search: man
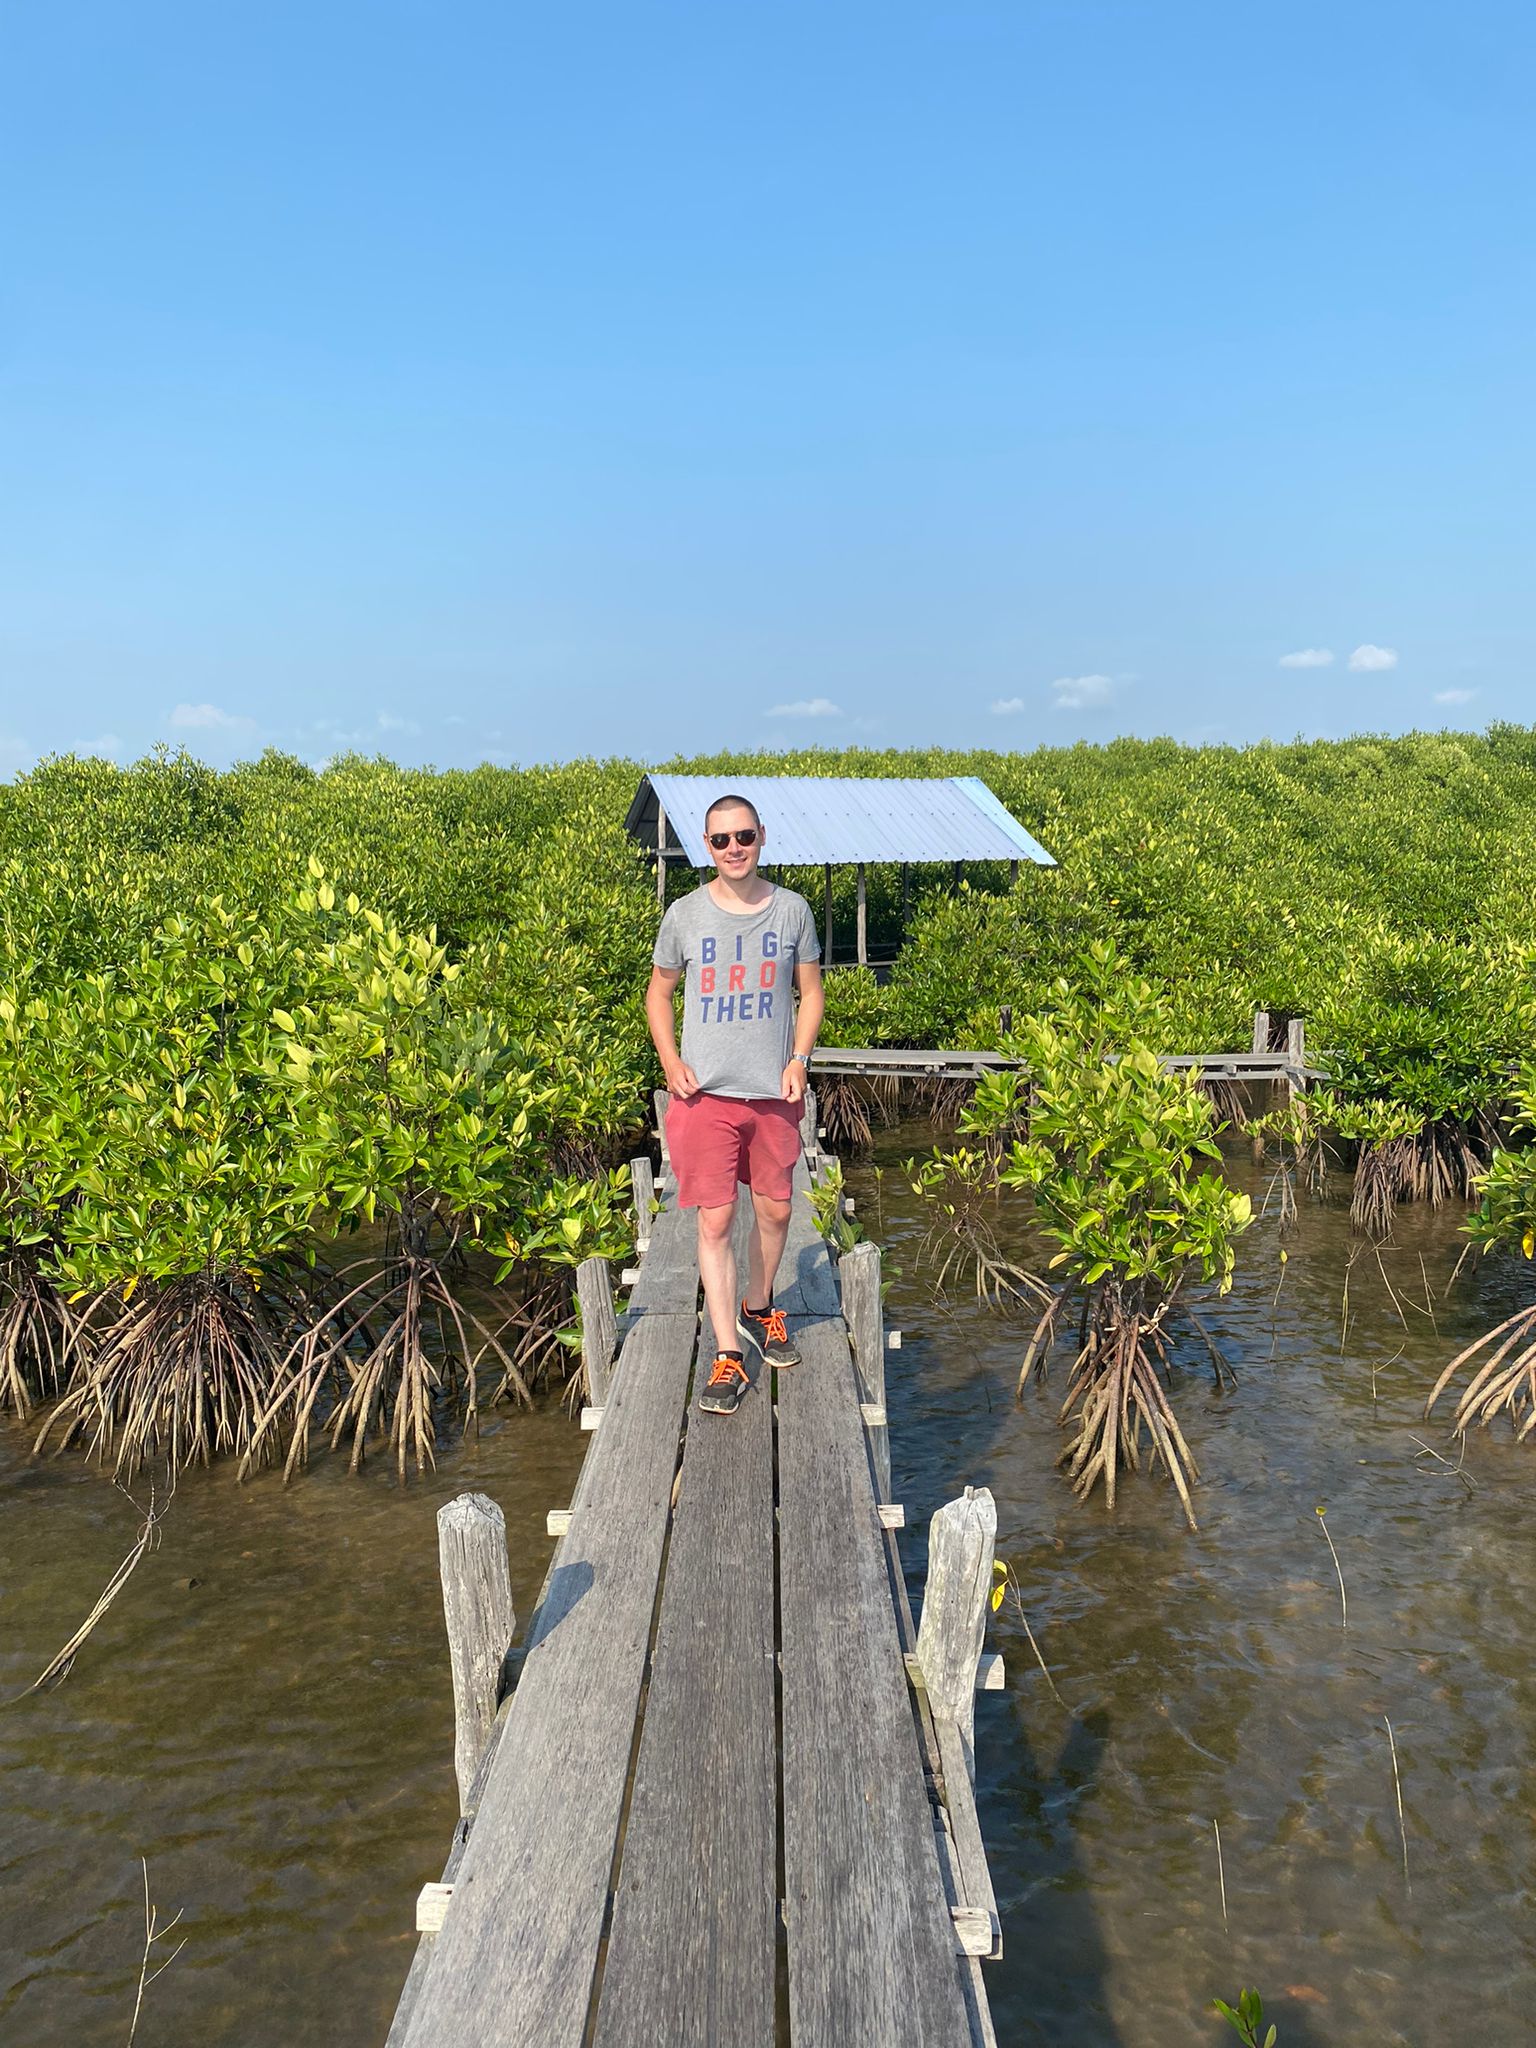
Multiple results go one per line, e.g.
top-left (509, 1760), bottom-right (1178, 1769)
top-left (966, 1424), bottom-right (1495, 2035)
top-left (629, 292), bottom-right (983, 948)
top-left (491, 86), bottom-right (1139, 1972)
top-left (646, 792), bottom-right (824, 1414)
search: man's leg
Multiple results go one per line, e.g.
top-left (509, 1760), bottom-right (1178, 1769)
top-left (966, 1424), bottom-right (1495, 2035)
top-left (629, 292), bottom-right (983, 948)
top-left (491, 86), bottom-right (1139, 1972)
top-left (696, 1196), bottom-right (741, 1356)
top-left (745, 1190), bottom-right (791, 1309)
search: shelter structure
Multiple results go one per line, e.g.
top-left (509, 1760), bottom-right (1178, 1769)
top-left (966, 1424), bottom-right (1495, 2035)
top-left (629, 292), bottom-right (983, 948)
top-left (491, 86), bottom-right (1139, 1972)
top-left (625, 774), bottom-right (1056, 966)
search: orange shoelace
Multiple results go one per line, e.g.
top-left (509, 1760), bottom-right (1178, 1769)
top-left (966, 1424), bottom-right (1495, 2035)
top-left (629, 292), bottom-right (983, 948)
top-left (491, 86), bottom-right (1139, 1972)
top-left (707, 1353), bottom-right (748, 1389)
top-left (760, 1307), bottom-right (789, 1346)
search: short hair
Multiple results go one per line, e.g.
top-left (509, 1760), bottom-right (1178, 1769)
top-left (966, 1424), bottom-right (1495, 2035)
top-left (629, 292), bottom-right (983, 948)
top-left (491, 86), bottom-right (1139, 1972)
top-left (704, 791), bottom-right (762, 831)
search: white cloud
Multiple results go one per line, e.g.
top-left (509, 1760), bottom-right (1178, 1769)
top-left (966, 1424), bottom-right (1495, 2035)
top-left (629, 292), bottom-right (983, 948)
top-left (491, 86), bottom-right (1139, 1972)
top-left (766, 697), bottom-right (842, 718)
top-left (1279, 647), bottom-right (1334, 669)
top-left (0, 733), bottom-right (29, 777)
top-left (990, 697), bottom-right (1027, 715)
top-left (1348, 644), bottom-right (1399, 672)
top-left (377, 710), bottom-right (421, 735)
top-left (168, 702), bottom-right (259, 735)
top-left (1434, 687), bottom-right (1477, 706)
top-left (1052, 673), bottom-right (1114, 710)
top-left (82, 733), bottom-right (122, 758)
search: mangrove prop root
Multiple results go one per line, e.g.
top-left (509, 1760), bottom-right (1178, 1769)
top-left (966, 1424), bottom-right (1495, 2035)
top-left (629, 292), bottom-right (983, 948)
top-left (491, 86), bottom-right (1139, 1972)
top-left (1426, 1300), bottom-right (1536, 1439)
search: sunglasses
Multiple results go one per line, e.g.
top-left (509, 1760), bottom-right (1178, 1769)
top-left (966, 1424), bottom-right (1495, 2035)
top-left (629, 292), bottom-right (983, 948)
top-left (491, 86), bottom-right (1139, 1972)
top-left (708, 828), bottom-right (760, 850)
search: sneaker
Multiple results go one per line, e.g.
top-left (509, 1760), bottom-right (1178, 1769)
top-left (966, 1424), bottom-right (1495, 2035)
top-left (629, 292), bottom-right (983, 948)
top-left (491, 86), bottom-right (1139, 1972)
top-left (737, 1300), bottom-right (801, 1369)
top-left (698, 1351), bottom-right (750, 1416)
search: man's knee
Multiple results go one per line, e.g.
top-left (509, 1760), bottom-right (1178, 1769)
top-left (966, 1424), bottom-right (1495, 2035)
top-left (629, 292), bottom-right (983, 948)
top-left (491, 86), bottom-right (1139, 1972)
top-left (753, 1193), bottom-right (792, 1227)
top-left (697, 1201), bottom-right (737, 1244)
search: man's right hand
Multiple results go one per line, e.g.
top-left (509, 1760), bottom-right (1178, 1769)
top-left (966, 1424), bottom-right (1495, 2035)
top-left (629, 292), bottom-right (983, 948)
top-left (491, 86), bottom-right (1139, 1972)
top-left (666, 1062), bottom-right (701, 1099)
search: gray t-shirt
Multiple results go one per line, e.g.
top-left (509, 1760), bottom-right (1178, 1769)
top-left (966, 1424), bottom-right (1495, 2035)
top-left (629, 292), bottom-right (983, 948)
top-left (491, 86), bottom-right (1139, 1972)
top-left (653, 884), bottom-right (821, 1100)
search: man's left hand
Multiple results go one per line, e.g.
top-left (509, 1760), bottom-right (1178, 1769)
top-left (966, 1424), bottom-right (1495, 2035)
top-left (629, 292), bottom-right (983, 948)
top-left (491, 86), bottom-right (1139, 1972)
top-left (781, 1060), bottom-right (806, 1104)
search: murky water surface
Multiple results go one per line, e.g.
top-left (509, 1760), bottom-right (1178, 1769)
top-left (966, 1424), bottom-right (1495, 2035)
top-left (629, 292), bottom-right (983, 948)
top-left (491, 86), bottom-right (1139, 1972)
top-left (4, 1132), bottom-right (1535, 2046)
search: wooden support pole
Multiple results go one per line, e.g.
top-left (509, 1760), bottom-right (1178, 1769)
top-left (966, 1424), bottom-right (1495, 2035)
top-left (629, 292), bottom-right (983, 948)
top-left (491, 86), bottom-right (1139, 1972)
top-left (823, 862), bottom-right (833, 965)
top-left (653, 1087), bottom-right (672, 1169)
top-left (1251, 1008), bottom-right (1270, 1055)
top-left (856, 861), bottom-right (868, 968)
top-left (436, 1493), bottom-right (517, 1812)
top-left (901, 861), bottom-right (911, 925)
top-left (629, 1153), bottom-right (655, 1252)
top-left (798, 1084), bottom-right (818, 1162)
top-left (575, 1256), bottom-right (618, 1406)
top-left (1286, 1015), bottom-right (1305, 1065)
top-left (655, 803), bottom-right (668, 906)
top-left (1009, 858), bottom-right (1019, 885)
top-left (916, 1485), bottom-right (997, 1779)
top-left (952, 859), bottom-right (963, 890)
top-left (840, 1239), bottom-right (890, 1500)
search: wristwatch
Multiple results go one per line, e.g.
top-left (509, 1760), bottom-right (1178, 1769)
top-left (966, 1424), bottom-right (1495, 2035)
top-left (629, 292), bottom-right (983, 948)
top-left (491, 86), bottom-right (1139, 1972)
top-left (790, 1051), bottom-right (810, 1066)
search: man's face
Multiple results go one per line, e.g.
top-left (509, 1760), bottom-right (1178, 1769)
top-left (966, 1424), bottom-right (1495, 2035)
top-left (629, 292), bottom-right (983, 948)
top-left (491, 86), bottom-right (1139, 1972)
top-left (705, 803), bottom-right (764, 883)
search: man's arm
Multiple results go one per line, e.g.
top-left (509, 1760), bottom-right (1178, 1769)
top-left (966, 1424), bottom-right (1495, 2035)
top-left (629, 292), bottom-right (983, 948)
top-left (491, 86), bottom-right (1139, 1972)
top-left (781, 959), bottom-right (824, 1103)
top-left (646, 965), bottom-right (700, 1098)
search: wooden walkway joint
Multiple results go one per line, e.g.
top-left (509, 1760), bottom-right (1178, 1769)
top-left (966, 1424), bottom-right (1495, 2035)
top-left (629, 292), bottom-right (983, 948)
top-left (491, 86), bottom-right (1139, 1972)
top-left (386, 1091), bottom-right (1003, 2048)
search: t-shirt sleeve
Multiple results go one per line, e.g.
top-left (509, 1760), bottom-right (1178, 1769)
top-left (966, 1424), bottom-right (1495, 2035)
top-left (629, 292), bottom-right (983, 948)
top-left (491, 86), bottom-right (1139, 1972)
top-left (797, 895), bottom-right (822, 963)
top-left (652, 903), bottom-right (686, 971)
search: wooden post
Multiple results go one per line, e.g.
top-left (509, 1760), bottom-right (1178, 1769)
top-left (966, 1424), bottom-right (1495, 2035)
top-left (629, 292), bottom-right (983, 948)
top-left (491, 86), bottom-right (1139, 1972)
top-left (653, 1087), bottom-right (672, 1170)
top-left (575, 1257), bottom-right (618, 1405)
top-left (952, 859), bottom-right (963, 890)
top-left (629, 1153), bottom-right (655, 1252)
top-left (916, 1485), bottom-right (997, 1779)
top-left (1251, 1008), bottom-right (1270, 1055)
top-left (799, 1084), bottom-right (818, 1163)
top-left (655, 803), bottom-right (668, 906)
top-left (823, 862), bottom-right (833, 965)
top-left (1284, 1015), bottom-right (1305, 1102)
top-left (437, 1493), bottom-right (517, 1812)
top-left (840, 1240), bottom-right (890, 1501)
top-left (1009, 858), bottom-right (1019, 886)
top-left (856, 862), bottom-right (868, 968)
top-left (901, 862), bottom-right (911, 925)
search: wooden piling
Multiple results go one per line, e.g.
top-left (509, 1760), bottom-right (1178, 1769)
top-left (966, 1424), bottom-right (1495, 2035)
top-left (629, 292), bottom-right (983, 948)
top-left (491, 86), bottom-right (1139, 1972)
top-left (856, 861), bottom-right (868, 968)
top-left (436, 1493), bottom-right (517, 1812)
top-left (823, 862), bottom-right (833, 965)
top-left (1251, 1008), bottom-right (1270, 1054)
top-left (629, 1154), bottom-right (656, 1252)
top-left (839, 1240), bottom-right (890, 1501)
top-left (655, 803), bottom-right (669, 905)
top-left (575, 1257), bottom-right (618, 1406)
top-left (916, 1486), bottom-right (996, 1777)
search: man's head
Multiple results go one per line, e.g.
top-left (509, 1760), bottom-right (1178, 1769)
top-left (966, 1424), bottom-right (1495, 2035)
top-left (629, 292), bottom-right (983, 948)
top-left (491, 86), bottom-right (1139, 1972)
top-left (703, 792), bottom-right (765, 881)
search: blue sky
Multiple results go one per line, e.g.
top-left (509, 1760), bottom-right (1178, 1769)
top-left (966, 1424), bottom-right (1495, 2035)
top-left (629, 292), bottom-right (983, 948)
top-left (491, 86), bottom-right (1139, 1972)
top-left (2, 0), bottom-right (1531, 773)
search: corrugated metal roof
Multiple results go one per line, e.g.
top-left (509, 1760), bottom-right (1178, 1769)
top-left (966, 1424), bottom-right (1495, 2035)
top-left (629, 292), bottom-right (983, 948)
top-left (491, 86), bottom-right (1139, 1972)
top-left (625, 774), bottom-right (1057, 869)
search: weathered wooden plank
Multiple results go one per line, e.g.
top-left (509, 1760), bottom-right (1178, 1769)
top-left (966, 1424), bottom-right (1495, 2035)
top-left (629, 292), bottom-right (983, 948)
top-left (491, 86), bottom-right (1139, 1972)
top-left (400, 1308), bottom-right (696, 2048)
top-left (576, 1257), bottom-right (618, 1406)
top-left (630, 1153), bottom-right (656, 1250)
top-left (385, 1690), bottom-right (514, 2047)
top-left (916, 1488), bottom-right (996, 1774)
top-left (881, 1533), bottom-right (1000, 2048)
top-left (625, 1188), bottom-right (700, 1316)
top-left (773, 1154), bottom-right (841, 1318)
top-left (778, 1317), bottom-right (974, 2046)
top-left (436, 1494), bottom-right (517, 1813)
top-left (593, 1314), bottom-right (776, 2046)
top-left (840, 1239), bottom-right (891, 1500)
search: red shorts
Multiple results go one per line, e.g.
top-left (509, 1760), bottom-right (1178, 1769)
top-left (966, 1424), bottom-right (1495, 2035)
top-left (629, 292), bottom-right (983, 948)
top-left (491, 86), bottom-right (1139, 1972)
top-left (666, 1092), bottom-right (803, 1210)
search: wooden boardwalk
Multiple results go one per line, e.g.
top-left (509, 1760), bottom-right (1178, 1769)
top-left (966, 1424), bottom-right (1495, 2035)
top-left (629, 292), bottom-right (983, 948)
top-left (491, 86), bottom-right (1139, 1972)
top-left (387, 1101), bottom-right (1001, 2048)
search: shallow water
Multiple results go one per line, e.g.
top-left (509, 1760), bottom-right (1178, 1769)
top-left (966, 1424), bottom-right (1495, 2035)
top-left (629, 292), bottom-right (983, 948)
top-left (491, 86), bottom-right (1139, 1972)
top-left (2, 1137), bottom-right (1535, 2045)
top-left (863, 1130), bottom-right (1536, 2046)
